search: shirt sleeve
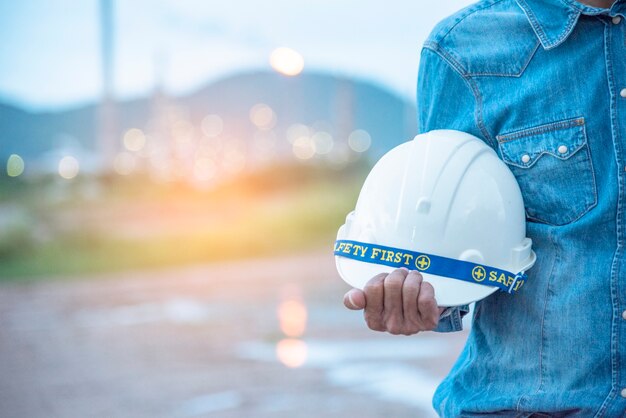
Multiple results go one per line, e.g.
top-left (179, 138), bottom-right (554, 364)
top-left (417, 45), bottom-right (481, 333)
top-left (417, 44), bottom-right (483, 138)
top-left (435, 304), bottom-right (470, 333)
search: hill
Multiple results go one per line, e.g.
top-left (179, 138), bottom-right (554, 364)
top-left (0, 71), bottom-right (417, 171)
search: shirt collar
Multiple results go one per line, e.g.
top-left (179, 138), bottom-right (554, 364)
top-left (516, 0), bottom-right (626, 50)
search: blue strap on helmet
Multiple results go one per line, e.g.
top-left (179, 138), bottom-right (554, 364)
top-left (334, 239), bottom-right (527, 294)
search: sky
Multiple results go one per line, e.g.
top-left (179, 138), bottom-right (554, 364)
top-left (0, 0), bottom-right (474, 111)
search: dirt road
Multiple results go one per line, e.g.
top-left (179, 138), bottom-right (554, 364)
top-left (0, 251), bottom-right (469, 418)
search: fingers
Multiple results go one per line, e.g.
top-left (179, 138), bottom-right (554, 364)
top-left (383, 268), bottom-right (407, 334)
top-left (417, 281), bottom-right (440, 330)
top-left (363, 273), bottom-right (386, 332)
top-left (344, 269), bottom-right (441, 335)
top-left (343, 288), bottom-right (366, 310)
top-left (402, 270), bottom-right (423, 329)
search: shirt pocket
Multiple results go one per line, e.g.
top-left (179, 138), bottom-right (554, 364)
top-left (496, 117), bottom-right (597, 226)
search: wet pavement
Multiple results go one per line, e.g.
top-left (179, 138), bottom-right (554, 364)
top-left (0, 251), bottom-right (469, 417)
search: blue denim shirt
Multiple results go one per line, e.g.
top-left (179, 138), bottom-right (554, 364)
top-left (417, 0), bottom-right (626, 416)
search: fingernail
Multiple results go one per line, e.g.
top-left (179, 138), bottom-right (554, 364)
top-left (347, 292), bottom-right (356, 308)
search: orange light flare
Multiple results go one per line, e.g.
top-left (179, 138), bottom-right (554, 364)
top-left (276, 338), bottom-right (308, 368)
top-left (275, 287), bottom-right (309, 367)
top-left (277, 298), bottom-right (308, 338)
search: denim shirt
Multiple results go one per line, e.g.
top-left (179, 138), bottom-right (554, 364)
top-left (417, 0), bottom-right (626, 416)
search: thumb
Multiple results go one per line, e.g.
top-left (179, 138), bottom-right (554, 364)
top-left (343, 288), bottom-right (366, 310)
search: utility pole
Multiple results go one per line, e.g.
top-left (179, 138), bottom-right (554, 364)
top-left (98, 0), bottom-right (116, 172)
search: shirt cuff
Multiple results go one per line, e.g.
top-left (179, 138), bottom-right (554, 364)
top-left (433, 305), bottom-right (470, 333)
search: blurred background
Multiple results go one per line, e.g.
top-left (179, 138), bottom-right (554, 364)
top-left (0, 0), bottom-right (473, 416)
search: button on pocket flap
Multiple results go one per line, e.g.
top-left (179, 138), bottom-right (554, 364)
top-left (497, 117), bottom-right (586, 168)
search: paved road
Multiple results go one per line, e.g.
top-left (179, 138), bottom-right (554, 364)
top-left (0, 251), bottom-right (469, 418)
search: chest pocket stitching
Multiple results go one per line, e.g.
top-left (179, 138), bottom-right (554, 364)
top-left (497, 117), bottom-right (586, 168)
top-left (497, 117), bottom-right (584, 142)
top-left (495, 117), bottom-right (597, 226)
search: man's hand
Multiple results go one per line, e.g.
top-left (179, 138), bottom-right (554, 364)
top-left (343, 268), bottom-right (445, 335)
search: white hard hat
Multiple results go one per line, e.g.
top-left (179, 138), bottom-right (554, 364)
top-left (335, 130), bottom-right (536, 307)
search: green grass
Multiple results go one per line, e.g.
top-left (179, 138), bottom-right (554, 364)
top-left (0, 164), bottom-right (366, 280)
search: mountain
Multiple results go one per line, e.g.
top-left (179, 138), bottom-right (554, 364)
top-left (0, 71), bottom-right (417, 172)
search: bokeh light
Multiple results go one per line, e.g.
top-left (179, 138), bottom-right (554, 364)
top-left (278, 299), bottom-right (307, 337)
top-left (58, 156), bottom-right (80, 179)
top-left (270, 47), bottom-right (304, 76)
top-left (252, 131), bottom-right (278, 163)
top-left (6, 154), bottom-right (25, 177)
top-left (292, 136), bottom-right (316, 160)
top-left (286, 123), bottom-right (311, 144)
top-left (312, 131), bottom-right (334, 155)
top-left (275, 338), bottom-right (308, 368)
top-left (250, 104), bottom-right (276, 130)
top-left (193, 157), bottom-right (216, 182)
top-left (113, 152), bottom-right (136, 175)
top-left (201, 114), bottom-right (223, 138)
top-left (223, 145), bottom-right (247, 174)
top-left (348, 129), bottom-right (372, 152)
top-left (172, 120), bottom-right (194, 145)
top-left (326, 144), bottom-right (353, 169)
top-left (123, 128), bottom-right (146, 152)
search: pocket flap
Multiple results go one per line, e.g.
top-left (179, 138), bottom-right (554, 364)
top-left (497, 117), bottom-right (587, 168)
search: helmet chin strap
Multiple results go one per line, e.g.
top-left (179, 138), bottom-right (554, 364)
top-left (334, 239), bottom-right (528, 294)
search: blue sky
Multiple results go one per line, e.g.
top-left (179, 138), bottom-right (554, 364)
top-left (0, 0), bottom-right (473, 111)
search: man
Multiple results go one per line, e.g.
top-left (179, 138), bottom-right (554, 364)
top-left (343, 0), bottom-right (626, 416)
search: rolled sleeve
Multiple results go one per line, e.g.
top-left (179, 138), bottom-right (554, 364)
top-left (434, 305), bottom-right (470, 333)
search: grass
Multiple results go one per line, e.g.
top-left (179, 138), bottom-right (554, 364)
top-left (0, 164), bottom-right (366, 280)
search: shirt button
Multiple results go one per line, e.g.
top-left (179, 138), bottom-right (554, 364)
top-left (557, 145), bottom-right (568, 154)
top-left (621, 88), bottom-right (626, 98)
top-left (612, 16), bottom-right (622, 25)
top-left (622, 310), bottom-right (626, 320)
top-left (521, 154), bottom-right (531, 164)
top-left (621, 388), bottom-right (626, 398)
